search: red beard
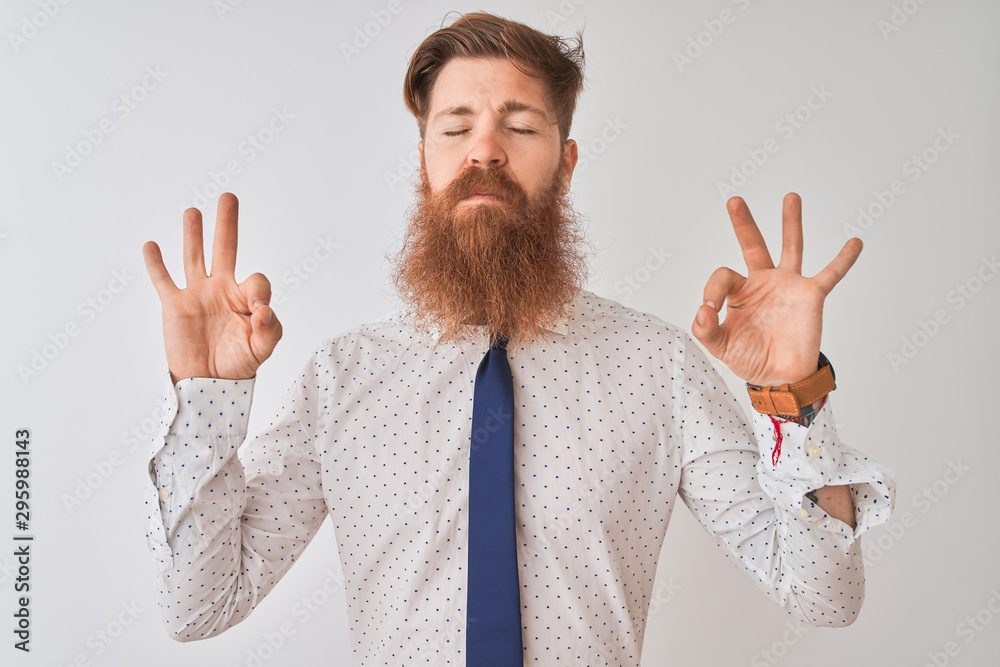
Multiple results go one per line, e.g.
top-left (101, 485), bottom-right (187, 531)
top-left (390, 162), bottom-right (591, 348)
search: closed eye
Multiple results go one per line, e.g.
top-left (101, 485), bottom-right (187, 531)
top-left (441, 127), bottom-right (537, 137)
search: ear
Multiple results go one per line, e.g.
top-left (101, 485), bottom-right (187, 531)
top-left (561, 139), bottom-right (578, 192)
top-left (418, 140), bottom-right (424, 164)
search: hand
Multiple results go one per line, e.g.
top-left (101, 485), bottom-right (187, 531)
top-left (142, 192), bottom-right (282, 382)
top-left (691, 193), bottom-right (861, 387)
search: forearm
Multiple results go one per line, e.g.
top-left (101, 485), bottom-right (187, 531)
top-left (752, 398), bottom-right (892, 543)
top-left (145, 368), bottom-right (329, 641)
top-left (685, 459), bottom-right (868, 626)
top-left (676, 333), bottom-right (896, 629)
top-left (147, 376), bottom-right (257, 640)
top-left (778, 398), bottom-right (857, 529)
top-left (807, 485), bottom-right (856, 530)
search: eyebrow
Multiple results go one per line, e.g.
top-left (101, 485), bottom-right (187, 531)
top-left (431, 99), bottom-right (551, 124)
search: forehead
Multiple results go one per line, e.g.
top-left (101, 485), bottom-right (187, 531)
top-left (427, 57), bottom-right (554, 117)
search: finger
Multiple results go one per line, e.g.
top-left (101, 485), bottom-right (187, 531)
top-left (813, 237), bottom-right (863, 294)
top-left (692, 303), bottom-right (725, 358)
top-left (182, 207), bottom-right (207, 283)
top-left (210, 192), bottom-right (239, 278)
top-left (778, 192), bottom-right (803, 272)
top-left (727, 196), bottom-right (775, 272)
top-left (240, 272), bottom-right (272, 310)
top-left (692, 267), bottom-right (745, 359)
top-left (702, 266), bottom-right (746, 311)
top-left (142, 241), bottom-right (178, 299)
top-left (249, 304), bottom-right (282, 365)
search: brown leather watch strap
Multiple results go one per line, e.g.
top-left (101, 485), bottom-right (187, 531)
top-left (746, 356), bottom-right (836, 416)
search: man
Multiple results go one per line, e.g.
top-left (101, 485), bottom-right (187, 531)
top-left (142, 12), bottom-right (894, 666)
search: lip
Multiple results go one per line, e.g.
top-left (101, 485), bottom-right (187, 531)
top-left (462, 192), bottom-right (503, 201)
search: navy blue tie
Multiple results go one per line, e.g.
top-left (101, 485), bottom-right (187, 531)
top-left (466, 335), bottom-right (522, 665)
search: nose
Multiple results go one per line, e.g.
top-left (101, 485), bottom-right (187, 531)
top-left (466, 127), bottom-right (506, 169)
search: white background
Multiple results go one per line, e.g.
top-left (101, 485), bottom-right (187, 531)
top-left (1, 1), bottom-right (997, 665)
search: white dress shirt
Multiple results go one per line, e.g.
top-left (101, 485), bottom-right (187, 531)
top-left (145, 289), bottom-right (894, 666)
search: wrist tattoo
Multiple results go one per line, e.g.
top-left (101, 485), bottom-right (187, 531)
top-left (777, 396), bottom-right (827, 428)
top-left (775, 411), bottom-right (818, 427)
top-left (794, 411), bottom-right (819, 428)
top-left (805, 490), bottom-right (819, 505)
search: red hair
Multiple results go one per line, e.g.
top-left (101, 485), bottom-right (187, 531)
top-left (403, 12), bottom-right (585, 142)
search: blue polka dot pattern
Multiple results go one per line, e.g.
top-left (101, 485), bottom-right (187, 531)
top-left (145, 289), bottom-right (895, 665)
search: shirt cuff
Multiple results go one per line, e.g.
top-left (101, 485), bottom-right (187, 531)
top-left (167, 374), bottom-right (256, 434)
top-left (144, 369), bottom-right (256, 572)
top-left (751, 399), bottom-right (896, 541)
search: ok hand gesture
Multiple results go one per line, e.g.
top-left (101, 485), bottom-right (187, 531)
top-left (691, 193), bottom-right (861, 387)
top-left (142, 193), bottom-right (282, 382)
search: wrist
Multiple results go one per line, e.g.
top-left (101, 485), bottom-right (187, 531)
top-left (776, 396), bottom-right (827, 427)
top-left (747, 353), bottom-right (835, 417)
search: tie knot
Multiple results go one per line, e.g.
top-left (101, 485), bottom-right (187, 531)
top-left (490, 334), bottom-right (508, 350)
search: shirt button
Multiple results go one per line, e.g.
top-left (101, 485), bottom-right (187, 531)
top-left (159, 488), bottom-right (170, 501)
top-left (797, 508), bottom-right (810, 518)
top-left (808, 445), bottom-right (822, 458)
top-left (169, 394), bottom-right (178, 410)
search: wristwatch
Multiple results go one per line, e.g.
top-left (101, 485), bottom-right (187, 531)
top-left (746, 352), bottom-right (836, 416)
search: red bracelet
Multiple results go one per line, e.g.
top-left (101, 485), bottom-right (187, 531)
top-left (767, 397), bottom-right (828, 466)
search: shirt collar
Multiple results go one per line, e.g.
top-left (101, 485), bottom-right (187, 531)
top-left (388, 297), bottom-right (574, 342)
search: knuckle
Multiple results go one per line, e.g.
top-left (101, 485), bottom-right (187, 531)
top-left (710, 266), bottom-right (731, 281)
top-left (246, 272), bottom-right (271, 291)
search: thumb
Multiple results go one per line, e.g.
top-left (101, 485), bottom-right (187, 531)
top-left (691, 302), bottom-right (724, 358)
top-left (249, 304), bottom-right (282, 363)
